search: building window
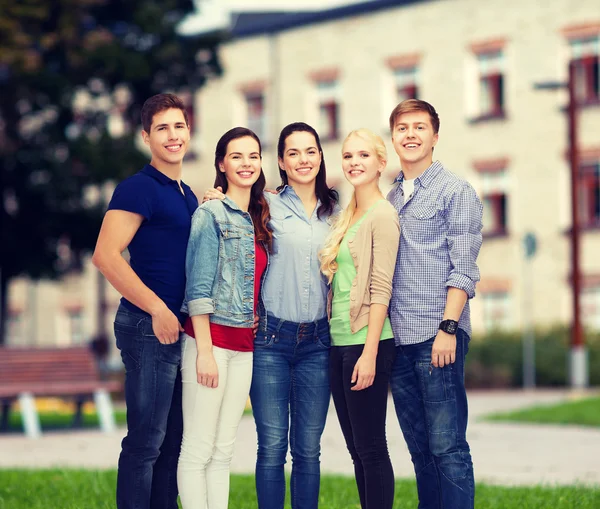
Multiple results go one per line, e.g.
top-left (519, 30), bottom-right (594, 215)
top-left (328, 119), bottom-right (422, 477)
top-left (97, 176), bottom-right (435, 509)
top-left (393, 66), bottom-right (419, 103)
top-left (579, 161), bottom-right (600, 228)
top-left (582, 286), bottom-right (600, 331)
top-left (67, 308), bottom-right (85, 344)
top-left (475, 161), bottom-right (509, 237)
top-left (569, 36), bottom-right (600, 105)
top-left (482, 292), bottom-right (512, 331)
top-left (245, 91), bottom-right (266, 142)
top-left (316, 80), bottom-right (339, 142)
top-left (476, 50), bottom-right (505, 119)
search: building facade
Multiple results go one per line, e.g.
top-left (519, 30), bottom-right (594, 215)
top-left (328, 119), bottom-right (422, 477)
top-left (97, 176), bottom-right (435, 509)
top-left (6, 0), bottom-right (600, 353)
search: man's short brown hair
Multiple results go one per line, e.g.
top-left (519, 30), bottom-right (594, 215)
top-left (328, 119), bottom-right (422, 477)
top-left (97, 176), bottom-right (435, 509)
top-left (141, 93), bottom-right (189, 133)
top-left (389, 99), bottom-right (440, 134)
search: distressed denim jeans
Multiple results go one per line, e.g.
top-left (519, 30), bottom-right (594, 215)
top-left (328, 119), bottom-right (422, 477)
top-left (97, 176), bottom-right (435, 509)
top-left (390, 329), bottom-right (474, 509)
top-left (114, 305), bottom-right (183, 509)
top-left (250, 315), bottom-right (331, 509)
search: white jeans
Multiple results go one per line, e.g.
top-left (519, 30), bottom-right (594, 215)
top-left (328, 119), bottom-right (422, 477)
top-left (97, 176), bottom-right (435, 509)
top-left (177, 333), bottom-right (253, 509)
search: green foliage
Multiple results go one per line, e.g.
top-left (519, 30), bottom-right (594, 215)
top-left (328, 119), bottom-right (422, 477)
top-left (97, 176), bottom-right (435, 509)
top-left (0, 470), bottom-right (598, 509)
top-left (486, 397), bottom-right (600, 427)
top-left (466, 327), bottom-right (600, 388)
top-left (0, 0), bottom-right (222, 342)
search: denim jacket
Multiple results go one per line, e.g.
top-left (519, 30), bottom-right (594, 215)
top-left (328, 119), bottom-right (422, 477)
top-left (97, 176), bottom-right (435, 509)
top-left (182, 197), bottom-right (268, 327)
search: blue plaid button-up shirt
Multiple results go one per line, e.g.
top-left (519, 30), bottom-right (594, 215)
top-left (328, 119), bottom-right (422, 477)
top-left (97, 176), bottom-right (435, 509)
top-left (387, 161), bottom-right (483, 345)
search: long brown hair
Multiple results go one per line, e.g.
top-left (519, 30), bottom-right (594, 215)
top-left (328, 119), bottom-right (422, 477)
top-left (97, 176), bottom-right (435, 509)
top-left (214, 127), bottom-right (273, 252)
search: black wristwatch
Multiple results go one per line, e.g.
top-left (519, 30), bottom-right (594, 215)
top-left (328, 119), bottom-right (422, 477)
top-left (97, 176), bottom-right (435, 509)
top-left (439, 319), bottom-right (458, 335)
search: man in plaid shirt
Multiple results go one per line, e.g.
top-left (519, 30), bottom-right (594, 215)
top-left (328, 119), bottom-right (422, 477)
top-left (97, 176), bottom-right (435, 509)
top-left (387, 99), bottom-right (483, 509)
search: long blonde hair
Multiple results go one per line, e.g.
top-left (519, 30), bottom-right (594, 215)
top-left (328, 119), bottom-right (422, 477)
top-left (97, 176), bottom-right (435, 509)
top-left (319, 128), bottom-right (387, 284)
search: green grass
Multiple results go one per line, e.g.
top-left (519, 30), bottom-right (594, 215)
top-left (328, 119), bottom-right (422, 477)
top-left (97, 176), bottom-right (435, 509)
top-left (486, 397), bottom-right (600, 427)
top-left (6, 409), bottom-right (127, 431)
top-left (0, 470), bottom-right (598, 509)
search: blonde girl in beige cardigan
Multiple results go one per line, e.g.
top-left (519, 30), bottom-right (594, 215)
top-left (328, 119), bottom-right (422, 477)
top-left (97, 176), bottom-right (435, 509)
top-left (320, 129), bottom-right (399, 509)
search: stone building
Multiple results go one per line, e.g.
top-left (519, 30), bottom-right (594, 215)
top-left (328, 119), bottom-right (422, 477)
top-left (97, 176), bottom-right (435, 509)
top-left (6, 0), bottom-right (600, 354)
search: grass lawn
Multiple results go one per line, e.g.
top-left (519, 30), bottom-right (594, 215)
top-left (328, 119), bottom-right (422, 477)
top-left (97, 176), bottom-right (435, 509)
top-left (0, 470), bottom-right (598, 509)
top-left (5, 409), bottom-right (127, 432)
top-left (486, 396), bottom-right (600, 427)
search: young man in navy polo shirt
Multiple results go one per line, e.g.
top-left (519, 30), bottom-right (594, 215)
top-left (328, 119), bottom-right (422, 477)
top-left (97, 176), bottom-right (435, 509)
top-left (93, 93), bottom-right (198, 509)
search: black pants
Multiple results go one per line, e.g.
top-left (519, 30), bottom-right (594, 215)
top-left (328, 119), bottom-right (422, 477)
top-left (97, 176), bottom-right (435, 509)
top-left (330, 339), bottom-right (396, 509)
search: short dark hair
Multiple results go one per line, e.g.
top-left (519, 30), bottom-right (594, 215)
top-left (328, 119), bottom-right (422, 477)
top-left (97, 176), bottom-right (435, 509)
top-left (276, 122), bottom-right (339, 219)
top-left (388, 99), bottom-right (440, 134)
top-left (141, 93), bottom-right (189, 132)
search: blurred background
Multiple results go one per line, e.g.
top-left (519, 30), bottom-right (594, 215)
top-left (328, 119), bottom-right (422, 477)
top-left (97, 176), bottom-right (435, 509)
top-left (1, 0), bottom-right (599, 390)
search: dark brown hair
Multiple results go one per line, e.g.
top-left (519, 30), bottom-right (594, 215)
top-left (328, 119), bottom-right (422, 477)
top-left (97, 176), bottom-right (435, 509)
top-left (388, 98), bottom-right (440, 134)
top-left (214, 127), bottom-right (273, 252)
top-left (276, 122), bottom-right (338, 219)
top-left (141, 93), bottom-right (189, 132)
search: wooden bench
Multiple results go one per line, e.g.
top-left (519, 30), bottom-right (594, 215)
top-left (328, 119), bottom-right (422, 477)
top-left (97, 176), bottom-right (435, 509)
top-left (0, 346), bottom-right (122, 438)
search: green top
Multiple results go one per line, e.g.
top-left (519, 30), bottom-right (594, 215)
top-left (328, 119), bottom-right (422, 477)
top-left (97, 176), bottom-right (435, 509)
top-left (329, 203), bottom-right (394, 347)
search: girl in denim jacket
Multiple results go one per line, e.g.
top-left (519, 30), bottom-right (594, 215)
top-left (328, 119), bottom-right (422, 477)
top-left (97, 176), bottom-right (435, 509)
top-left (178, 127), bottom-right (272, 509)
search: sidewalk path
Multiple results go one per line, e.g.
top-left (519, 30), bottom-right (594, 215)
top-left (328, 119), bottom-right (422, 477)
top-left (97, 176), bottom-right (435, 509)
top-left (1, 390), bottom-right (599, 486)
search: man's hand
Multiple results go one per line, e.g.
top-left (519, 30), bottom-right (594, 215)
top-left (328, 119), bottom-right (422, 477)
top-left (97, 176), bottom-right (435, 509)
top-left (264, 188), bottom-right (278, 195)
top-left (196, 348), bottom-right (219, 388)
top-left (202, 186), bottom-right (225, 203)
top-left (351, 353), bottom-right (376, 391)
top-left (150, 304), bottom-right (183, 344)
top-left (252, 314), bottom-right (259, 337)
top-left (431, 331), bottom-right (456, 368)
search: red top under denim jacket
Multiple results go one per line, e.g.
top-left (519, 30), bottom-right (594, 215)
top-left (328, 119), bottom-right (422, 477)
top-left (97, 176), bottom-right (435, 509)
top-left (184, 241), bottom-right (267, 352)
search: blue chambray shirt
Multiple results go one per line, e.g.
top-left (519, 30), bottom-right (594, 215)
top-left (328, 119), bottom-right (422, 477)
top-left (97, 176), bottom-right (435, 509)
top-left (387, 161), bottom-right (483, 345)
top-left (261, 186), bottom-right (338, 323)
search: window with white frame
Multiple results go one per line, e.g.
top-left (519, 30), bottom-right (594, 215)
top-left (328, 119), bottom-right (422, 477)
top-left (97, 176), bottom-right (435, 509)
top-left (480, 168), bottom-right (508, 236)
top-left (579, 160), bottom-right (600, 228)
top-left (316, 80), bottom-right (340, 142)
top-left (393, 66), bottom-right (419, 103)
top-left (475, 50), bottom-right (505, 119)
top-left (569, 36), bottom-right (600, 104)
top-left (582, 286), bottom-right (600, 331)
top-left (245, 91), bottom-right (266, 142)
top-left (482, 292), bottom-right (512, 331)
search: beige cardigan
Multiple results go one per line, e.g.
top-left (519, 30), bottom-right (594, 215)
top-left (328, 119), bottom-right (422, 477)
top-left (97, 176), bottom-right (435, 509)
top-left (328, 200), bottom-right (400, 334)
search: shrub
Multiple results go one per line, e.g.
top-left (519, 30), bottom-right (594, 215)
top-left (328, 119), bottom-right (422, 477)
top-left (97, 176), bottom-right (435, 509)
top-left (465, 326), bottom-right (600, 388)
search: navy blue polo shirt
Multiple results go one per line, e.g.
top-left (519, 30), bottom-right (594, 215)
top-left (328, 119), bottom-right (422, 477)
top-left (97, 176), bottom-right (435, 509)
top-left (107, 164), bottom-right (198, 321)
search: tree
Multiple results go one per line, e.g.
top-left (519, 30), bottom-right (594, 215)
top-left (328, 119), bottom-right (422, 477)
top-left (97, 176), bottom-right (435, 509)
top-left (0, 0), bottom-right (223, 344)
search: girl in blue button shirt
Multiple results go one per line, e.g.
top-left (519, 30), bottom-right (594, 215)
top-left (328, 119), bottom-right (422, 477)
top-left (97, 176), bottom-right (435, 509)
top-left (252, 123), bottom-right (339, 509)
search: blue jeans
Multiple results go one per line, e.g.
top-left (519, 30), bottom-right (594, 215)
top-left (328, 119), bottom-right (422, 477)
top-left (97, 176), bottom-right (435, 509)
top-left (250, 314), bottom-right (331, 509)
top-left (114, 305), bottom-right (183, 509)
top-left (390, 329), bottom-right (474, 509)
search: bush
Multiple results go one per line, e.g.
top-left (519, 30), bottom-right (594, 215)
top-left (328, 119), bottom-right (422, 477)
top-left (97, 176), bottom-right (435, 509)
top-left (465, 326), bottom-right (600, 388)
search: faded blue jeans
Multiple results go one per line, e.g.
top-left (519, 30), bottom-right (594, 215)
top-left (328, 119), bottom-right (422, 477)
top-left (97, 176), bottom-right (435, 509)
top-left (250, 314), bottom-right (331, 509)
top-left (114, 305), bottom-right (183, 509)
top-left (390, 329), bottom-right (474, 509)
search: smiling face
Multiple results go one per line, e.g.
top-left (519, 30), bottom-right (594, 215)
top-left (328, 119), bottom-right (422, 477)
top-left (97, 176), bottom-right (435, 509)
top-left (142, 108), bottom-right (190, 170)
top-left (219, 136), bottom-right (262, 190)
top-left (391, 110), bottom-right (439, 174)
top-left (341, 134), bottom-right (386, 189)
top-left (278, 131), bottom-right (322, 188)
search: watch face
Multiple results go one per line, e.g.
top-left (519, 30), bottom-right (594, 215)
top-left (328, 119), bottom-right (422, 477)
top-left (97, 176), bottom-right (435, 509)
top-left (447, 321), bottom-right (457, 333)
